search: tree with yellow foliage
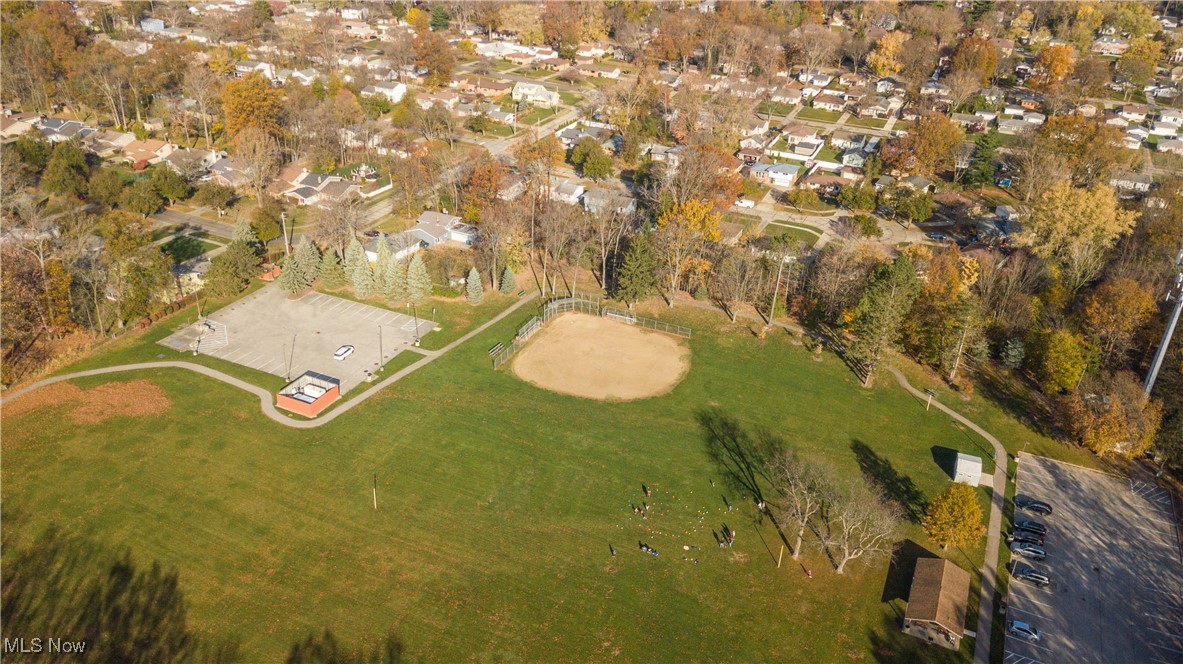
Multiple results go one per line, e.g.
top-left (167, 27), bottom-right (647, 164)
top-left (867, 32), bottom-right (906, 76)
top-left (1029, 44), bottom-right (1075, 91)
top-left (922, 483), bottom-right (986, 550)
top-left (222, 72), bottom-right (284, 139)
top-left (654, 200), bottom-right (721, 306)
top-left (1117, 37), bottom-right (1163, 96)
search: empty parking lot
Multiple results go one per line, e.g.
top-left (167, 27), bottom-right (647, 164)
top-left (1004, 454), bottom-right (1183, 664)
top-left (160, 286), bottom-right (435, 393)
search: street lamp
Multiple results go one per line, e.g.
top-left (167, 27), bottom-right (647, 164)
top-left (411, 303), bottom-right (421, 346)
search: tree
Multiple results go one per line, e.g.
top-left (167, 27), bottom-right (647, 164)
top-left (850, 214), bottom-right (883, 239)
top-left (13, 133), bottom-right (52, 172)
top-left (1036, 116), bottom-right (1136, 188)
top-left (613, 232), bottom-right (660, 308)
top-left (708, 245), bottom-right (760, 323)
top-left (770, 453), bottom-right (834, 560)
top-left (314, 197), bottom-right (366, 259)
top-left (1017, 181), bottom-right (1137, 294)
top-left (319, 249), bottom-right (348, 290)
top-left (1153, 410), bottom-right (1183, 475)
top-left (466, 266), bottom-right (483, 304)
top-left (42, 140), bottom-right (89, 198)
top-left (351, 255), bottom-right (377, 298)
top-left (279, 238), bottom-right (319, 293)
top-left (818, 483), bottom-right (902, 574)
top-left (1029, 44), bottom-right (1075, 91)
top-left (205, 240), bottom-right (262, 296)
top-left (182, 65), bottom-right (220, 149)
top-left (98, 211), bottom-right (172, 328)
top-left (1078, 278), bottom-right (1155, 366)
top-left (951, 34), bottom-right (999, 85)
top-left (654, 200), bottom-right (721, 306)
top-left (885, 113), bottom-right (964, 177)
top-left (429, 4), bottom-right (450, 31)
top-left (344, 236), bottom-right (368, 280)
top-left (119, 180), bottom-right (163, 217)
top-left (251, 201), bottom-right (281, 244)
top-left (88, 168), bottom-right (126, 207)
top-left (1116, 37), bottom-right (1162, 96)
top-left (383, 256), bottom-right (408, 301)
top-left (499, 266), bottom-right (516, 294)
top-left (1060, 372), bottom-right (1163, 458)
top-left (193, 184), bottom-right (235, 214)
top-left (867, 32), bottom-right (906, 76)
top-left (414, 29), bottom-right (455, 88)
top-left (894, 189), bottom-right (934, 226)
top-left (1026, 327), bottom-right (1088, 394)
top-left (569, 137), bottom-right (613, 180)
top-left (234, 126), bottom-right (280, 203)
top-left (849, 256), bottom-right (921, 386)
top-left (406, 252), bottom-right (432, 301)
top-left (150, 166), bottom-right (191, 205)
top-left (837, 183), bottom-right (877, 211)
top-left (222, 72), bottom-right (284, 139)
top-left (922, 483), bottom-right (986, 550)
top-left (964, 129), bottom-right (1001, 187)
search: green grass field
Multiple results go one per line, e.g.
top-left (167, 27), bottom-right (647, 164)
top-left (763, 222), bottom-right (822, 248)
top-left (797, 107), bottom-right (843, 122)
top-left (757, 101), bottom-right (798, 117)
top-left (846, 116), bottom-right (889, 129)
top-left (161, 235), bottom-right (220, 263)
top-left (5, 293), bottom-right (1103, 661)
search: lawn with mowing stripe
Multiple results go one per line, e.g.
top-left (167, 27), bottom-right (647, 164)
top-left (6, 302), bottom-right (1083, 662)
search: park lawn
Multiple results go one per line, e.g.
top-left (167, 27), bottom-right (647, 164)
top-left (757, 101), bottom-right (798, 117)
top-left (763, 222), bottom-right (821, 248)
top-left (162, 235), bottom-right (220, 263)
top-left (4, 295), bottom-right (1008, 662)
top-left (558, 91), bottom-right (583, 106)
top-left (846, 116), bottom-right (888, 129)
top-left (797, 107), bottom-right (843, 122)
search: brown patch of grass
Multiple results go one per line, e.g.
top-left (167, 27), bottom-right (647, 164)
top-left (4, 379), bottom-right (172, 425)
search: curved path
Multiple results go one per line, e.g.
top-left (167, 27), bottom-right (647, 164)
top-left (885, 366), bottom-right (1007, 664)
top-left (3, 293), bottom-right (539, 429)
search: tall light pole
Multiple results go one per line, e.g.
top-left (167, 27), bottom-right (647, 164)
top-left (1144, 249), bottom-right (1183, 397)
top-left (411, 303), bottom-right (420, 346)
top-left (377, 324), bottom-right (383, 371)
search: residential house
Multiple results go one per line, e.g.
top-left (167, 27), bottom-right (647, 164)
top-left (1173, 45), bottom-right (1183, 64)
top-left (454, 76), bottom-right (513, 97)
top-left (364, 230), bottom-right (423, 263)
top-left (549, 179), bottom-right (585, 205)
top-left (991, 38), bottom-right (1015, 57)
top-left (797, 69), bottom-right (833, 87)
top-left (900, 175), bottom-right (934, 192)
top-left (974, 109), bottom-right (999, 123)
top-left (1158, 139), bottom-right (1183, 155)
top-left (1109, 172), bottom-right (1153, 195)
top-left (1092, 36), bottom-right (1130, 55)
top-left (980, 87), bottom-right (1005, 105)
top-left (1022, 112), bottom-right (1046, 125)
top-left (858, 96), bottom-right (894, 118)
top-left (901, 558), bottom-right (970, 652)
top-left (876, 77), bottom-right (905, 95)
top-left (770, 86), bottom-right (803, 106)
top-left (36, 118), bottom-right (94, 143)
top-left (800, 173), bottom-right (847, 196)
top-left (1161, 108), bottom-right (1183, 125)
top-left (172, 257), bottom-right (211, 296)
top-left (361, 81), bottom-right (407, 104)
top-left (743, 116), bottom-right (770, 137)
top-left (414, 90), bottom-right (460, 110)
top-left (813, 94), bottom-right (846, 113)
top-left (341, 6), bottom-right (369, 20)
top-left (648, 144), bottom-right (683, 169)
top-left (139, 17), bottom-right (166, 32)
top-left (581, 187), bottom-right (637, 215)
top-left (578, 63), bottom-right (621, 79)
top-left (998, 118), bottom-right (1034, 135)
top-left (736, 147), bottom-right (763, 165)
top-left (163, 148), bottom-right (218, 177)
top-left (830, 131), bottom-right (866, 152)
top-left (511, 82), bottom-right (560, 108)
top-left (1151, 121), bottom-right (1179, 137)
top-left (408, 210), bottom-right (478, 246)
top-left (1106, 116), bottom-right (1130, 129)
top-left (919, 81), bottom-right (951, 98)
top-left (1075, 103), bottom-right (1099, 117)
top-left (84, 130), bottom-right (137, 157)
top-left (748, 163), bottom-right (800, 188)
top-left (235, 60), bottom-right (277, 80)
top-left (840, 150), bottom-right (868, 168)
top-left (950, 113), bottom-right (986, 132)
top-left (497, 172), bottom-right (527, 200)
top-left (873, 175), bottom-right (896, 191)
top-left (1120, 104), bottom-right (1149, 123)
top-left (781, 124), bottom-right (821, 145)
top-left (209, 157), bottom-right (247, 188)
top-left (839, 72), bottom-right (867, 87)
top-left (0, 115), bottom-right (34, 140)
top-left (557, 124), bottom-right (611, 149)
top-left (344, 21), bottom-right (376, 39)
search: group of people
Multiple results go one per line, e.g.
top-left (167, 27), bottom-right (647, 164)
top-left (638, 542), bottom-right (659, 556)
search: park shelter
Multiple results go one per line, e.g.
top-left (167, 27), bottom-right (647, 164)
top-left (276, 371), bottom-right (341, 417)
top-left (902, 558), bottom-right (971, 651)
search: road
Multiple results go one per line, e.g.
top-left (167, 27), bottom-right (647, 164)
top-left (2, 289), bottom-right (540, 428)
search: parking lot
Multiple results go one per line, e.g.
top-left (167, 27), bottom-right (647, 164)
top-left (1004, 454), bottom-right (1183, 664)
top-left (160, 286), bottom-right (435, 393)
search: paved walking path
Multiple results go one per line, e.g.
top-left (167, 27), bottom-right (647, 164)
top-left (884, 366), bottom-right (1007, 664)
top-left (3, 293), bottom-right (539, 429)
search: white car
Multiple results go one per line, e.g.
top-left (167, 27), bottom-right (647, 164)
top-left (734, 199), bottom-right (756, 208)
top-left (1007, 620), bottom-right (1041, 643)
top-left (333, 345), bottom-right (355, 360)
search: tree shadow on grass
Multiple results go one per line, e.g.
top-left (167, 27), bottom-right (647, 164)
top-left (696, 407), bottom-right (784, 504)
top-left (286, 628), bottom-right (404, 664)
top-left (851, 440), bottom-right (927, 523)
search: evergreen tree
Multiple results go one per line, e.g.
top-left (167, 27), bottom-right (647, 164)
top-left (849, 256), bottom-right (921, 385)
top-left (318, 249), bottom-right (347, 289)
top-left (1000, 337), bottom-right (1026, 369)
top-left (292, 237), bottom-right (322, 287)
top-left (205, 240), bottom-right (263, 296)
top-left (466, 266), bottom-right (483, 304)
top-left (278, 258), bottom-right (304, 293)
top-left (383, 257), bottom-right (408, 301)
top-left (352, 259), bottom-right (377, 298)
top-left (344, 237), bottom-right (367, 276)
top-left (373, 239), bottom-right (393, 282)
top-left (613, 233), bottom-right (660, 307)
top-left (499, 266), bottom-right (517, 294)
top-left (406, 252), bottom-right (432, 302)
top-left (232, 217), bottom-right (260, 247)
top-left (42, 140), bottom-right (89, 197)
top-left (964, 129), bottom-right (1001, 186)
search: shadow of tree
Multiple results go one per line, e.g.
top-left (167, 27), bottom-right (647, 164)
top-left (851, 440), bottom-right (927, 523)
top-left (696, 407), bottom-right (784, 503)
top-left (1, 512), bottom-right (240, 663)
top-left (286, 628), bottom-right (404, 664)
top-left (973, 364), bottom-right (1056, 438)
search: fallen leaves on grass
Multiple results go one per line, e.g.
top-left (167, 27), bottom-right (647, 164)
top-left (4, 379), bottom-right (172, 425)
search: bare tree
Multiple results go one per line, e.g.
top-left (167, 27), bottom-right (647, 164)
top-left (816, 483), bottom-right (903, 574)
top-left (974, 250), bottom-right (1045, 334)
top-left (808, 240), bottom-right (886, 323)
top-left (590, 208), bottom-right (633, 289)
top-left (769, 453), bottom-right (835, 560)
top-left (310, 196), bottom-right (365, 258)
top-left (233, 126), bottom-right (281, 204)
top-left (788, 24), bottom-right (839, 75)
top-left (946, 69), bottom-right (981, 111)
top-left (709, 245), bottom-right (761, 322)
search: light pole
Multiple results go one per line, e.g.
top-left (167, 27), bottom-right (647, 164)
top-left (1144, 249), bottom-right (1183, 397)
top-left (411, 303), bottom-right (421, 346)
top-left (377, 324), bottom-right (383, 370)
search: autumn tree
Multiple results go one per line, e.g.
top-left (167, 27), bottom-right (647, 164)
top-left (568, 136), bottom-right (613, 181)
top-left (1060, 372), bottom-right (1163, 458)
top-left (1116, 36), bottom-right (1162, 96)
top-left (233, 126), bottom-right (281, 204)
top-left (849, 255), bottom-right (921, 386)
top-left (222, 72), bottom-right (285, 139)
top-left (867, 31), bottom-right (906, 76)
top-left (809, 240), bottom-right (886, 323)
top-left (414, 29), bottom-right (455, 88)
top-left (1078, 278), bottom-right (1155, 366)
top-left (883, 113), bottom-right (964, 177)
top-left (654, 200), bottom-right (721, 305)
top-left (1017, 181), bottom-right (1137, 295)
top-left (922, 483), bottom-right (986, 550)
top-left (1029, 44), bottom-right (1075, 91)
top-left (460, 157), bottom-right (507, 223)
top-left (41, 140), bottom-right (89, 198)
top-left (951, 34), bottom-right (999, 85)
top-left (1026, 327), bottom-right (1088, 394)
top-left (1036, 116), bottom-right (1137, 188)
top-left (98, 210), bottom-right (172, 327)
top-left (119, 180), bottom-right (163, 217)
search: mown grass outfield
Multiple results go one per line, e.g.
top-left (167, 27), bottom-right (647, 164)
top-left (2, 300), bottom-right (1102, 662)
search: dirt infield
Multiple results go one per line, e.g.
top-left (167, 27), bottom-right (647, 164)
top-left (512, 313), bottom-right (690, 401)
top-left (4, 379), bottom-right (172, 424)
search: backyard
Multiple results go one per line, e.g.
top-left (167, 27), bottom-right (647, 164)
top-left (2, 294), bottom-right (1106, 662)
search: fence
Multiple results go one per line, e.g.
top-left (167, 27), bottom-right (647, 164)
top-left (492, 293), bottom-right (691, 369)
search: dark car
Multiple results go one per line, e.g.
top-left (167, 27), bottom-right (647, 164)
top-left (1008, 532), bottom-right (1045, 546)
top-left (1014, 519), bottom-right (1047, 536)
top-left (1017, 497), bottom-right (1053, 516)
top-left (926, 232), bottom-right (948, 241)
top-left (1013, 567), bottom-right (1051, 588)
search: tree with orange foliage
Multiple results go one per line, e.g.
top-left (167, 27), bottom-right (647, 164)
top-left (951, 35), bottom-right (999, 85)
top-left (654, 200), bottom-right (721, 305)
top-left (1078, 278), bottom-right (1156, 366)
top-left (1029, 44), bottom-right (1075, 91)
top-left (460, 158), bottom-right (508, 223)
top-left (222, 72), bottom-right (284, 139)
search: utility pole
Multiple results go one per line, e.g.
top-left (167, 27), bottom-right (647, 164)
top-left (411, 303), bottom-right (421, 346)
top-left (281, 212), bottom-right (291, 258)
top-left (1144, 249), bottom-right (1183, 396)
top-left (378, 324), bottom-right (383, 370)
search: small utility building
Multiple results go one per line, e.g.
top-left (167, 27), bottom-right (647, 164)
top-left (276, 371), bottom-right (341, 417)
top-left (954, 453), bottom-right (983, 487)
top-left (902, 558), bottom-right (971, 651)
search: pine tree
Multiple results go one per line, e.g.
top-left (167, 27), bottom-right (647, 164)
top-left (921, 483), bottom-right (986, 549)
top-left (383, 258), bottom-right (408, 301)
top-left (352, 259), bottom-right (377, 298)
top-left (232, 217), bottom-right (260, 247)
top-left (849, 256), bottom-right (921, 385)
top-left (319, 249), bottom-right (347, 289)
top-left (499, 266), bottom-right (517, 294)
top-left (292, 238), bottom-right (322, 287)
top-left (374, 239), bottom-right (393, 281)
top-left (614, 233), bottom-right (660, 308)
top-left (278, 257), bottom-right (304, 293)
top-left (344, 237), bottom-right (367, 277)
top-left (1000, 337), bottom-right (1026, 369)
top-left (466, 266), bottom-right (483, 304)
top-left (406, 252), bottom-right (432, 302)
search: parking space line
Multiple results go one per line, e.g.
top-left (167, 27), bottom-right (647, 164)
top-left (1007, 639), bottom-right (1053, 654)
top-left (1010, 594), bottom-right (1054, 608)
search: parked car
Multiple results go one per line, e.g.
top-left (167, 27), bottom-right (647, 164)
top-left (1010, 542), bottom-right (1047, 560)
top-left (926, 232), bottom-right (948, 241)
top-left (1008, 532), bottom-right (1045, 546)
top-left (1017, 497), bottom-right (1053, 516)
top-left (1014, 519), bottom-right (1047, 536)
top-left (1007, 620), bottom-right (1041, 643)
top-left (1013, 567), bottom-right (1051, 588)
top-left (734, 198), bottom-right (756, 208)
top-left (333, 345), bottom-right (355, 360)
